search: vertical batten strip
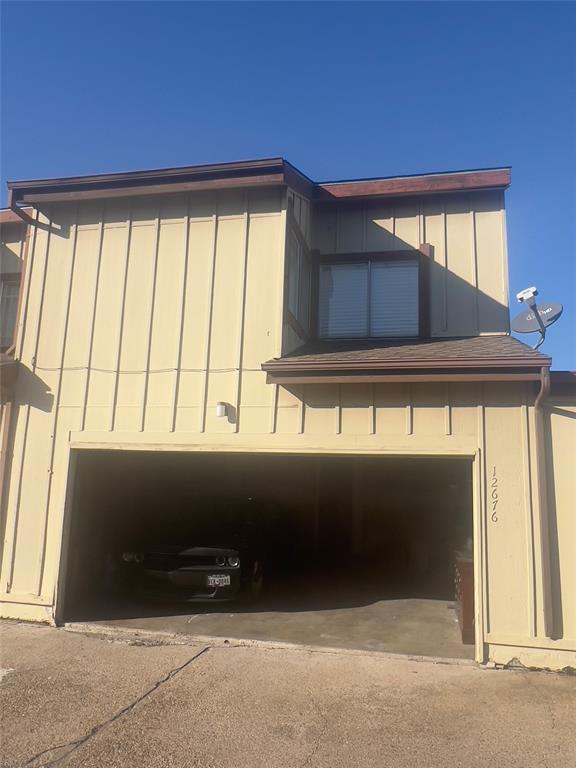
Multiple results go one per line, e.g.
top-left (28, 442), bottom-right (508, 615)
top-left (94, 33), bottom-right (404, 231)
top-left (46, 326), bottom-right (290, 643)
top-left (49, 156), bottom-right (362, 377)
top-left (405, 385), bottom-right (413, 436)
top-left (200, 214), bottom-right (218, 433)
top-left (418, 201), bottom-right (424, 248)
top-left (275, 192), bottom-right (288, 357)
top-left (80, 214), bottom-right (105, 431)
top-left (109, 207), bottom-right (133, 432)
top-left (4, 212), bottom-right (49, 594)
top-left (269, 383), bottom-right (279, 434)
top-left (500, 191), bottom-right (511, 332)
top-left (234, 204), bottom-right (250, 433)
top-left (14, 215), bottom-right (35, 359)
top-left (36, 208), bottom-right (80, 597)
top-left (140, 212), bottom-right (162, 432)
top-left (473, 444), bottom-right (486, 661)
top-left (522, 396), bottom-right (538, 637)
top-left (444, 384), bottom-right (452, 436)
top-left (170, 198), bottom-right (191, 432)
top-left (442, 201), bottom-right (448, 332)
top-left (369, 383), bottom-right (376, 435)
top-left (336, 385), bottom-right (342, 435)
top-left (477, 394), bottom-right (490, 636)
top-left (298, 386), bottom-right (305, 434)
top-left (471, 209), bottom-right (480, 333)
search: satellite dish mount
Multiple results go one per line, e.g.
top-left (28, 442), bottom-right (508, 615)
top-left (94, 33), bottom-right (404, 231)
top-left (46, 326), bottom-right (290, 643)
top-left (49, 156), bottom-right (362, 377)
top-left (511, 287), bottom-right (563, 350)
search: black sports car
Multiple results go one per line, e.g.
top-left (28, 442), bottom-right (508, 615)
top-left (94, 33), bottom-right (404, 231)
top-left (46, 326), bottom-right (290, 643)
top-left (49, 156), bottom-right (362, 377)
top-left (116, 499), bottom-right (289, 602)
top-left (120, 543), bottom-right (264, 602)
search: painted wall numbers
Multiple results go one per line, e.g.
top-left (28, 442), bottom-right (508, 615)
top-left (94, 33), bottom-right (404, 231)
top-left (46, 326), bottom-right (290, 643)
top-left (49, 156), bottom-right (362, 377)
top-left (490, 466), bottom-right (499, 522)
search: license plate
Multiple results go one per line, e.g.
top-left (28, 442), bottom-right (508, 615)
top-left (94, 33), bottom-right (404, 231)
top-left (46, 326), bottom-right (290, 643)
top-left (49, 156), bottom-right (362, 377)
top-left (207, 575), bottom-right (230, 587)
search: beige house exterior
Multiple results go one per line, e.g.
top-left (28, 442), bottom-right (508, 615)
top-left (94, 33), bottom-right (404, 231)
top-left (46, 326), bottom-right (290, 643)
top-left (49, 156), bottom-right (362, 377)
top-left (0, 159), bottom-right (574, 670)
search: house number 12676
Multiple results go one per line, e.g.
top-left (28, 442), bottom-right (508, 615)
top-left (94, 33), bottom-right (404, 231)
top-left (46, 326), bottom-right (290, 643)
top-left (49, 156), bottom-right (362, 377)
top-left (490, 467), bottom-right (499, 522)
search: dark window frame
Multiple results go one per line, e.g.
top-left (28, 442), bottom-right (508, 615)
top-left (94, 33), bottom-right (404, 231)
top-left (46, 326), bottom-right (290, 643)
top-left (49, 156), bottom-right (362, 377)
top-left (284, 205), bottom-right (314, 341)
top-left (310, 249), bottom-right (431, 340)
top-left (0, 271), bottom-right (22, 352)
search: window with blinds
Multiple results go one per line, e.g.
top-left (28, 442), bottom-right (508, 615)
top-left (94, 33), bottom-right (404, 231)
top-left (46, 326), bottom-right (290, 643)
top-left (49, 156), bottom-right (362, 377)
top-left (286, 233), bottom-right (312, 334)
top-left (318, 259), bottom-right (419, 338)
top-left (0, 276), bottom-right (20, 350)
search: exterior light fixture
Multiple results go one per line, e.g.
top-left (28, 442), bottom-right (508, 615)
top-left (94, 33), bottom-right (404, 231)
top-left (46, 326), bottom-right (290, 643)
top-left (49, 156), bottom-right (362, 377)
top-left (216, 402), bottom-right (227, 418)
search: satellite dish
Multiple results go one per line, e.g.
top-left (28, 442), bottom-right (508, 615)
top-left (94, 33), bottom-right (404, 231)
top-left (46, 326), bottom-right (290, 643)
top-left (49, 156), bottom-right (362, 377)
top-left (511, 302), bottom-right (563, 334)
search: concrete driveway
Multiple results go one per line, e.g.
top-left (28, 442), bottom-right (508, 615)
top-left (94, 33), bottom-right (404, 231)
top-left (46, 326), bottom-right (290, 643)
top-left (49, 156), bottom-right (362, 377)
top-left (1, 622), bottom-right (575, 768)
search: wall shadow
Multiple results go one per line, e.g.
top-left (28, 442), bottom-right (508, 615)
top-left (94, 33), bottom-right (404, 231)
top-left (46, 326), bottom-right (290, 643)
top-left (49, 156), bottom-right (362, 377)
top-left (15, 365), bottom-right (54, 412)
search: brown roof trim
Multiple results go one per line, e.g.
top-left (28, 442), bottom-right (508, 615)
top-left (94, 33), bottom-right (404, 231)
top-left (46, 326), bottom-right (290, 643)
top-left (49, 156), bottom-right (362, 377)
top-left (0, 207), bottom-right (32, 225)
top-left (7, 160), bottom-right (510, 206)
top-left (8, 158), bottom-right (285, 191)
top-left (266, 371), bottom-right (542, 385)
top-left (549, 370), bottom-right (576, 397)
top-left (262, 356), bottom-right (550, 374)
top-left (315, 168), bottom-right (511, 202)
top-left (550, 371), bottom-right (576, 384)
top-left (8, 158), bottom-right (289, 205)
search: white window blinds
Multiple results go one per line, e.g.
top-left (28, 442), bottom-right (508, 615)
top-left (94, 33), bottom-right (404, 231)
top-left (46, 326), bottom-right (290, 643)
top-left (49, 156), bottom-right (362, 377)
top-left (318, 259), bottom-right (419, 338)
top-left (319, 262), bottom-right (369, 337)
top-left (370, 260), bottom-right (419, 337)
top-left (0, 279), bottom-right (19, 349)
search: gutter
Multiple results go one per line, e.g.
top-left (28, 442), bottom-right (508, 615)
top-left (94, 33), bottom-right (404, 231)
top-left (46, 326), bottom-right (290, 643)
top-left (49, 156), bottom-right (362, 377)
top-left (534, 365), bottom-right (554, 637)
top-left (8, 192), bottom-right (37, 227)
top-left (262, 358), bottom-right (547, 373)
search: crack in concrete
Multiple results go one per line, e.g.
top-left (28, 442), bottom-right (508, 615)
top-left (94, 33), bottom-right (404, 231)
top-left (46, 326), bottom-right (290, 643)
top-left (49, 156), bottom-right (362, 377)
top-left (299, 688), bottom-right (329, 768)
top-left (20, 645), bottom-right (211, 768)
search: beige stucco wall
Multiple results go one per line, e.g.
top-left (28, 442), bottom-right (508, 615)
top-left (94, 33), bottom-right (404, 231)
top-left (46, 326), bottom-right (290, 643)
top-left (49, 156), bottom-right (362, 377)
top-left (0, 188), bottom-right (573, 671)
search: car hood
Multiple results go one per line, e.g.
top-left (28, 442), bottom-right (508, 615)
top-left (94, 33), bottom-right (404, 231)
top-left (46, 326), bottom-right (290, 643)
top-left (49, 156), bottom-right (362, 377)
top-left (145, 544), bottom-right (243, 556)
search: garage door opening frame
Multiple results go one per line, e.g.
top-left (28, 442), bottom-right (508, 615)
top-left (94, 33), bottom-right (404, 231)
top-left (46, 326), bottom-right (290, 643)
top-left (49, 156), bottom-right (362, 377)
top-left (54, 439), bottom-right (485, 662)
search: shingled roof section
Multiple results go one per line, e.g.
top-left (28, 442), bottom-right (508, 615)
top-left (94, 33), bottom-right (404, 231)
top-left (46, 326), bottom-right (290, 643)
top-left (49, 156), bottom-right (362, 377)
top-left (262, 336), bottom-right (550, 384)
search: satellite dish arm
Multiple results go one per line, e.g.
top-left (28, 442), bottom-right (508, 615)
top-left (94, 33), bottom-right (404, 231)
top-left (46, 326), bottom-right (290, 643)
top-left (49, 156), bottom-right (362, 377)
top-left (527, 296), bottom-right (547, 349)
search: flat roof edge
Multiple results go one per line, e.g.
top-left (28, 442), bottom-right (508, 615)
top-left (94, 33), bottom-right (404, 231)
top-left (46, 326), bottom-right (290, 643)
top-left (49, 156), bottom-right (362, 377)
top-left (7, 159), bottom-right (511, 205)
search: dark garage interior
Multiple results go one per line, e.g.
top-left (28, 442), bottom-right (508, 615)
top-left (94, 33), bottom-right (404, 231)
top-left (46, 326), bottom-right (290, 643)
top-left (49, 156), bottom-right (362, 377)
top-left (61, 450), bottom-right (475, 658)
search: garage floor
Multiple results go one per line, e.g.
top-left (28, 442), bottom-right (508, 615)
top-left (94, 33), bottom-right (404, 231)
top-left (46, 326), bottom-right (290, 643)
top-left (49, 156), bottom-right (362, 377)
top-left (68, 573), bottom-right (475, 660)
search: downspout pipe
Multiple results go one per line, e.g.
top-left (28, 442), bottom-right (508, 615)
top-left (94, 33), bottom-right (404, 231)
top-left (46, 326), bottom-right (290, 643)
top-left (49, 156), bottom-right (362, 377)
top-left (8, 191), bottom-right (37, 228)
top-left (534, 365), bottom-right (553, 637)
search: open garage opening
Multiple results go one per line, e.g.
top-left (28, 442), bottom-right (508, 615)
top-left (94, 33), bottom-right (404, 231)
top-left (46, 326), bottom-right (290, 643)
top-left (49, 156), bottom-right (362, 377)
top-left (61, 450), bottom-right (475, 659)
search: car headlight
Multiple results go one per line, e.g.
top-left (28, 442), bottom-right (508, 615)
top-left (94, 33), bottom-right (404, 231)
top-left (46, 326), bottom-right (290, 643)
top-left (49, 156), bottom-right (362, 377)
top-left (216, 555), bottom-right (226, 567)
top-left (122, 552), bottom-right (143, 563)
top-left (227, 556), bottom-right (240, 568)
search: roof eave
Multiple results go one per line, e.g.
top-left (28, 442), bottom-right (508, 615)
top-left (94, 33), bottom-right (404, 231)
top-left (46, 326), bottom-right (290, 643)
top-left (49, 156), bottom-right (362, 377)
top-left (7, 162), bottom-right (511, 206)
top-left (261, 356), bottom-right (550, 374)
top-left (265, 370), bottom-right (545, 386)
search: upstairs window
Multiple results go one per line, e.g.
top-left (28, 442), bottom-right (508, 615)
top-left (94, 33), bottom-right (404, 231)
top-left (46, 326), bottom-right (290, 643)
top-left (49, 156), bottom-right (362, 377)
top-left (318, 258), bottom-right (419, 338)
top-left (286, 232), bottom-right (311, 334)
top-left (0, 275), bottom-right (20, 350)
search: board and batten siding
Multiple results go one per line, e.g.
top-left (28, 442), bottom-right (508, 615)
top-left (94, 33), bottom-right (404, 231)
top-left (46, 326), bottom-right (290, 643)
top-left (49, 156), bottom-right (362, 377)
top-left (312, 191), bottom-right (510, 337)
top-left (0, 187), bottom-right (575, 670)
top-left (1, 219), bottom-right (26, 276)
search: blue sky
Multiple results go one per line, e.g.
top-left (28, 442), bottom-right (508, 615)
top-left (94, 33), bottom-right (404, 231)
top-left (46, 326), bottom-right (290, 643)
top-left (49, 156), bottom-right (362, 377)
top-left (2, 1), bottom-right (574, 369)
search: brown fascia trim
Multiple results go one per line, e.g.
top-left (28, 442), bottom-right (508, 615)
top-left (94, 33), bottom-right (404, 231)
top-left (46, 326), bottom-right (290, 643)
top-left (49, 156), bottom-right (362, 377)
top-left (8, 158), bottom-right (291, 205)
top-left (315, 168), bottom-right (511, 202)
top-left (266, 371), bottom-right (542, 385)
top-left (7, 160), bottom-right (509, 206)
top-left (549, 370), bottom-right (576, 398)
top-left (266, 371), bottom-right (540, 386)
top-left (0, 207), bottom-right (33, 225)
top-left (261, 355), bottom-right (550, 374)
